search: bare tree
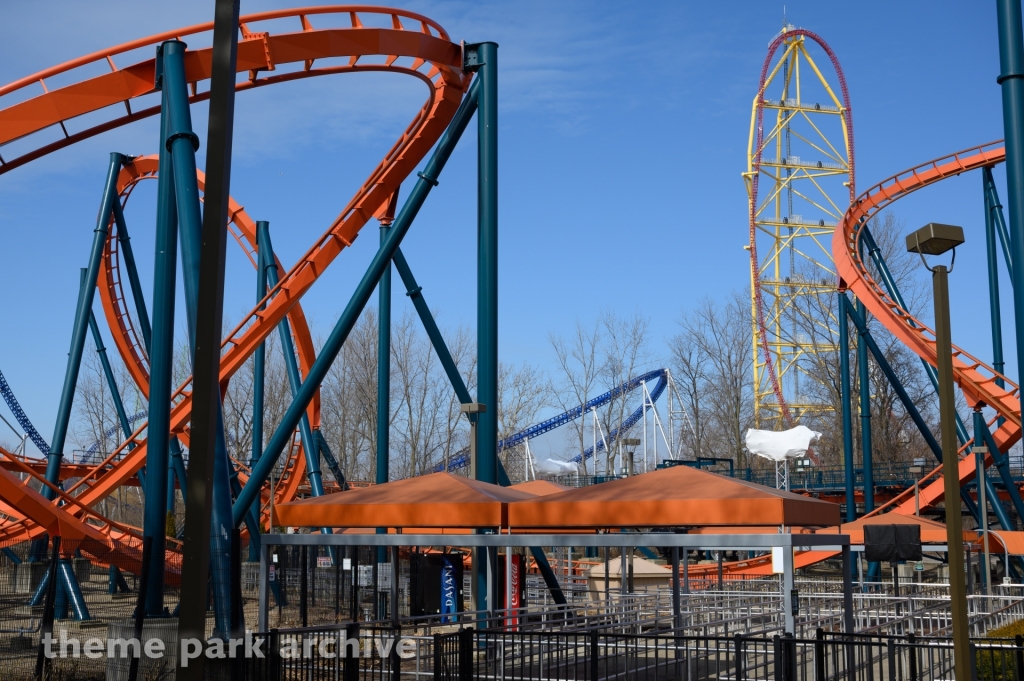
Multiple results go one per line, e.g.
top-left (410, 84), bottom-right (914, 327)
top-left (672, 293), bottom-right (754, 469)
top-left (598, 311), bottom-right (651, 473)
top-left (497, 360), bottom-right (547, 481)
top-left (669, 322), bottom-right (712, 460)
top-left (549, 321), bottom-right (603, 474)
top-left (321, 309), bottom-right (379, 482)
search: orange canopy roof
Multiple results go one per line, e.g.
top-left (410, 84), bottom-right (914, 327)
top-left (816, 513), bottom-right (977, 545)
top-left (273, 472), bottom-right (535, 528)
top-left (982, 530), bottom-right (1024, 556)
top-left (507, 466), bottom-right (840, 528)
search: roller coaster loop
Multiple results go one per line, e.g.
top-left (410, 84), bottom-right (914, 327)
top-left (0, 6), bottom-right (469, 561)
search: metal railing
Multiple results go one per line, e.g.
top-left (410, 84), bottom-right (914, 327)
top-left (209, 623), bottom-right (1024, 681)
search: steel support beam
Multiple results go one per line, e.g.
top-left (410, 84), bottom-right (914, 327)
top-left (839, 294), bottom-right (855, 522)
top-left (45, 152), bottom-right (123, 496)
top-left (252, 223), bottom-right (268, 470)
top-left (986, 168), bottom-right (1009, 394)
top-left (143, 77), bottom-right (178, 616)
top-left (391, 248), bottom-right (473, 405)
top-left (87, 308), bottom-right (134, 450)
top-left (111, 201), bottom-right (152, 353)
top-left (315, 430), bottom-right (347, 488)
top-left (997, 0), bottom-right (1024, 413)
top-left (472, 41), bottom-right (499, 620)
top-left (378, 222), bottom-right (392, 492)
top-left (377, 218), bottom-right (392, 568)
top-left (856, 297), bottom-right (874, 514)
top-left (984, 166), bottom-right (1015, 278)
top-left (474, 41), bottom-right (499, 486)
top-left (259, 223), bottom-right (323, 498)
top-left (162, 39), bottom-right (236, 635)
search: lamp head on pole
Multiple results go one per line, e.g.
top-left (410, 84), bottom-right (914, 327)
top-left (906, 223), bottom-right (964, 256)
top-left (906, 223), bottom-right (964, 272)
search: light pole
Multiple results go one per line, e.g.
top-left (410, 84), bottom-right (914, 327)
top-left (909, 458), bottom-right (925, 517)
top-left (906, 222), bottom-right (969, 681)
top-left (461, 402), bottom-right (488, 617)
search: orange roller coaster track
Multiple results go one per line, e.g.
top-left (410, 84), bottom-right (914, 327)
top-left (0, 6), bottom-right (469, 568)
top-left (835, 142), bottom-right (1020, 516)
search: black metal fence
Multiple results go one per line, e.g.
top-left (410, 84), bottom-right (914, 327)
top-left (185, 624), bottom-right (1024, 681)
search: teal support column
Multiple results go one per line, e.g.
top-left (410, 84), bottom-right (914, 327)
top-left (475, 41), bottom-right (499, 486)
top-left (854, 280), bottom-right (876, 585)
top-left (252, 223), bottom-right (268, 470)
top-left (984, 168), bottom-right (1015, 277)
top-left (249, 221), bottom-right (269, 560)
top-left (83, 268), bottom-right (137, 456)
top-left (87, 309), bottom-right (134, 448)
top-left (392, 249), bottom-right (472, 404)
top-left (473, 42), bottom-right (499, 618)
top-left (377, 219), bottom-right (392, 565)
top-left (985, 167), bottom-right (1008, 393)
top-left (856, 297), bottom-right (874, 514)
top-left (232, 76), bottom-right (481, 527)
top-left (115, 200), bottom-right (165, 522)
top-left (996, 0), bottom-right (1024, 405)
top-left (170, 439), bottom-right (187, 506)
top-left (111, 201), bottom-right (152, 353)
top-left (377, 222), bottom-right (392, 487)
top-left (315, 431), bottom-right (347, 488)
top-left (258, 224), bottom-right (323, 498)
top-left (161, 39), bottom-right (234, 635)
top-left (839, 295), bottom-right (856, 522)
top-left (166, 454), bottom-right (177, 530)
top-left (974, 409), bottom-right (993, 592)
top-left (143, 75), bottom-right (178, 616)
top-left (58, 560), bottom-right (90, 621)
top-left (45, 152), bottom-right (123, 497)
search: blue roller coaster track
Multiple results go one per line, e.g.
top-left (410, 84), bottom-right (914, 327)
top-left (0, 368), bottom-right (50, 455)
top-left (442, 368), bottom-right (669, 471)
top-left (83, 410), bottom-right (148, 457)
top-left (0, 366), bottom-right (147, 460)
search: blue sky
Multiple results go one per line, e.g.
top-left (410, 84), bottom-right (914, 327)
top-left (0, 1), bottom-right (1014, 455)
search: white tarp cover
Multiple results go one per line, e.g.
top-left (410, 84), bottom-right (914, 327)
top-left (535, 458), bottom-right (579, 476)
top-left (744, 425), bottom-right (821, 462)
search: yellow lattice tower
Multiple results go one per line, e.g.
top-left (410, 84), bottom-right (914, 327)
top-left (743, 25), bottom-right (855, 428)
